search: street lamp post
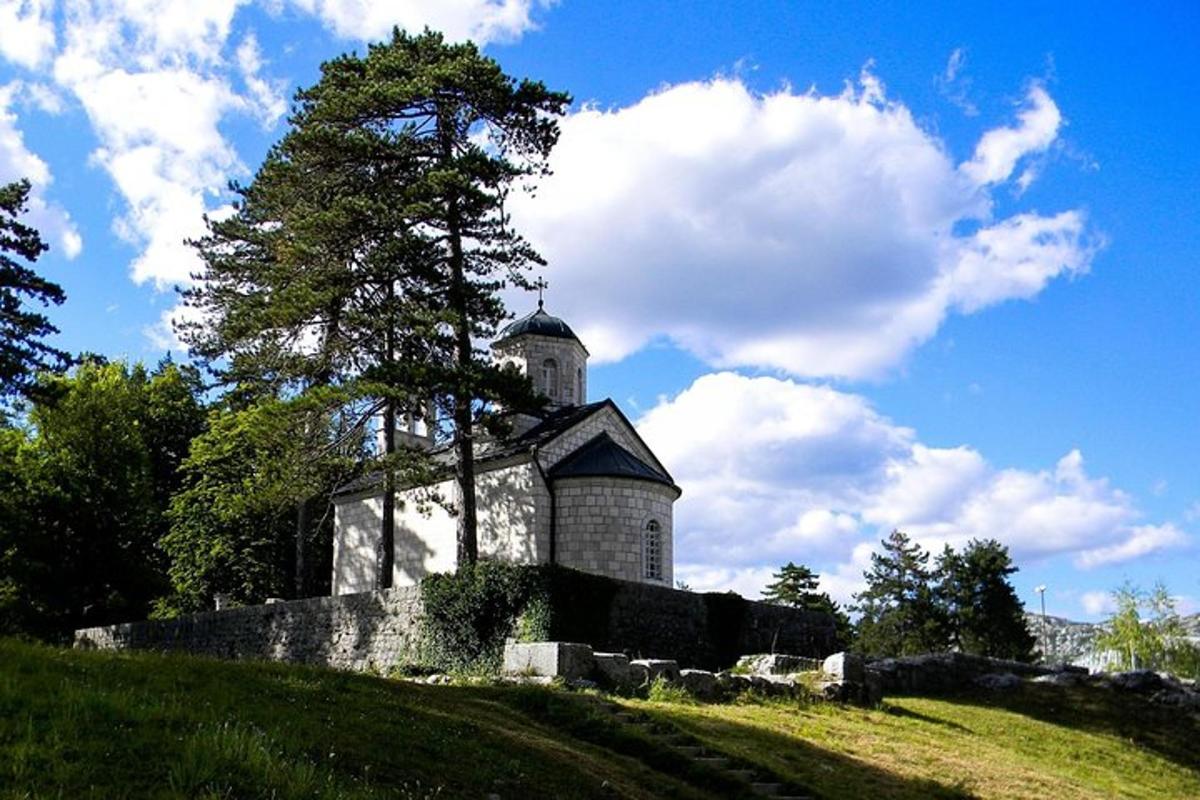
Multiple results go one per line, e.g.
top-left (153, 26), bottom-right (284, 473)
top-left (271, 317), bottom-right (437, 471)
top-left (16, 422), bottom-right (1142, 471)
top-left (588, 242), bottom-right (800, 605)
top-left (1035, 585), bottom-right (1048, 663)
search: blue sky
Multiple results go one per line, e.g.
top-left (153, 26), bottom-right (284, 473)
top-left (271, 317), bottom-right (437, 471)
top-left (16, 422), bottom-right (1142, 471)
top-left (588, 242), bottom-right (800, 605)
top-left (2, 0), bottom-right (1197, 620)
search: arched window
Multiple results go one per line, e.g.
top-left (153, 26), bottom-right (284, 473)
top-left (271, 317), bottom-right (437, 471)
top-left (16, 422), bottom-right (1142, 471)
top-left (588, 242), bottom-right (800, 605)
top-left (576, 367), bottom-right (583, 403)
top-left (643, 520), bottom-right (663, 581)
top-left (541, 358), bottom-right (559, 399)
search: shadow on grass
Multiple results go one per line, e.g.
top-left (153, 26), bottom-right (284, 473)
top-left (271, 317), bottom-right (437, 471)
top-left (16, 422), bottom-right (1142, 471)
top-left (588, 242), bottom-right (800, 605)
top-left (938, 683), bottom-right (1200, 773)
top-left (881, 704), bottom-right (971, 733)
top-left (498, 690), bottom-right (977, 800)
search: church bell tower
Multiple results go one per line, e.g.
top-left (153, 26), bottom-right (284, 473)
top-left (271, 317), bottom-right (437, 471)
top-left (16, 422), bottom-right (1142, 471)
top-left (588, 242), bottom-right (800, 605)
top-left (492, 284), bottom-right (588, 411)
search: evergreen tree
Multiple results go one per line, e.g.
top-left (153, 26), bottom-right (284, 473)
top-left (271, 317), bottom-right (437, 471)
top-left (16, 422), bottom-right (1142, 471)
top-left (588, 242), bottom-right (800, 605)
top-left (762, 561), bottom-right (853, 647)
top-left (935, 539), bottom-right (1035, 661)
top-left (182, 29), bottom-right (568, 584)
top-left (853, 530), bottom-right (947, 656)
top-left (0, 179), bottom-right (70, 411)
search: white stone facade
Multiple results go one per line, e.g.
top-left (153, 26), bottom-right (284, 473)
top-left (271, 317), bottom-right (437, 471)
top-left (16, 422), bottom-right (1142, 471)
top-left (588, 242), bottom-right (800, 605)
top-left (332, 304), bottom-right (679, 594)
top-left (334, 461), bottom-right (553, 592)
top-left (554, 476), bottom-right (675, 586)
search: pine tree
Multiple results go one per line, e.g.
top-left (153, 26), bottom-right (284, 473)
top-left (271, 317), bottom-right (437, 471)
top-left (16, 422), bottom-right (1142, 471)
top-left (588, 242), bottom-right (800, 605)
top-left (183, 30), bottom-right (568, 583)
top-left (935, 539), bottom-right (1035, 661)
top-left (0, 179), bottom-right (70, 411)
top-left (853, 530), bottom-right (947, 656)
top-left (762, 562), bottom-right (853, 647)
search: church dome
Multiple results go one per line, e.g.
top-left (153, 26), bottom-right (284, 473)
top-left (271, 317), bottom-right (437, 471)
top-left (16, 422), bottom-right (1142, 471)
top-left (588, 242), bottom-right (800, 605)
top-left (495, 304), bottom-right (583, 347)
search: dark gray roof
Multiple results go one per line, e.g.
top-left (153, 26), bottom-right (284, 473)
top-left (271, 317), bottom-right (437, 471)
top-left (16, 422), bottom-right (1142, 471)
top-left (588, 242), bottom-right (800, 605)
top-left (548, 431), bottom-right (677, 489)
top-left (333, 402), bottom-right (609, 497)
top-left (494, 305), bottom-right (584, 348)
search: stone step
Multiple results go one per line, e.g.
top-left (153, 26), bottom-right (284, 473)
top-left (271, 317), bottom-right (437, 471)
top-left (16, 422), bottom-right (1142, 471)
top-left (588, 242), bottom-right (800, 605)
top-left (725, 769), bottom-right (758, 781)
top-left (750, 783), bottom-right (783, 796)
top-left (673, 744), bottom-right (704, 757)
top-left (692, 756), bottom-right (730, 769)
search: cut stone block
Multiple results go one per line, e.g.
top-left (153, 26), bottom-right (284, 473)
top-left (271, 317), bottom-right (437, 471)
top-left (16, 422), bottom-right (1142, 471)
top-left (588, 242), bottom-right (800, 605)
top-left (822, 652), bottom-right (865, 684)
top-left (736, 653), bottom-right (813, 675)
top-left (630, 658), bottom-right (680, 684)
top-left (679, 669), bottom-right (718, 699)
top-left (592, 651), bottom-right (633, 689)
top-left (502, 641), bottom-right (594, 680)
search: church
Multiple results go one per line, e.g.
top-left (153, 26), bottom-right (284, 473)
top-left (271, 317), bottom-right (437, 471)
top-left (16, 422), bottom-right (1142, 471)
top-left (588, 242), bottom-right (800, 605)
top-left (331, 301), bottom-right (681, 594)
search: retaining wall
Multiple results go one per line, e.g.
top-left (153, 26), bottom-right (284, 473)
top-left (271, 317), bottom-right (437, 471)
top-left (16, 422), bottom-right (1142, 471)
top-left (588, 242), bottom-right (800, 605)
top-left (73, 572), bottom-right (838, 673)
top-left (74, 588), bottom-right (424, 672)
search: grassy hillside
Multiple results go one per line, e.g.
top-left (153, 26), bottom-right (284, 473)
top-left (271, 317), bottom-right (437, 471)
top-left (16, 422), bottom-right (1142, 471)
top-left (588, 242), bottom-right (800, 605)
top-left (2, 639), bottom-right (1198, 799)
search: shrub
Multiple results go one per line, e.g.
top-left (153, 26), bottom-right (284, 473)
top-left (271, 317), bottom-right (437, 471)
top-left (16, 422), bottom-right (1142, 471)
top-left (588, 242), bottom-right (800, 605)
top-left (418, 561), bottom-right (550, 673)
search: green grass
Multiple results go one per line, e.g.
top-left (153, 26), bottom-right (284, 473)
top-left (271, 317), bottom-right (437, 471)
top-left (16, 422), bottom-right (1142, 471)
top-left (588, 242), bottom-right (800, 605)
top-left (2, 638), bottom-right (1198, 799)
top-left (624, 685), bottom-right (1200, 799)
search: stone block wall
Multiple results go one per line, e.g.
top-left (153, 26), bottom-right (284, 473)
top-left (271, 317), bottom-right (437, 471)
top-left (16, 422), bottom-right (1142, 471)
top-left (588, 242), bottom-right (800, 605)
top-left (493, 334), bottom-right (588, 408)
top-left (73, 572), bottom-right (837, 675)
top-left (554, 476), bottom-right (674, 586)
top-left (547, 573), bottom-right (839, 670)
top-left (74, 588), bottom-right (424, 673)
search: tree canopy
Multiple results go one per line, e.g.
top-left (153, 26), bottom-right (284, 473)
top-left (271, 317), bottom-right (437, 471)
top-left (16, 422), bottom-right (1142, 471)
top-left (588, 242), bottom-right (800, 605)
top-left (0, 179), bottom-right (70, 412)
top-left (182, 29), bottom-right (570, 584)
top-left (935, 539), bottom-right (1035, 661)
top-left (0, 359), bottom-right (205, 638)
top-left (761, 562), bottom-right (852, 647)
top-left (853, 530), bottom-right (948, 656)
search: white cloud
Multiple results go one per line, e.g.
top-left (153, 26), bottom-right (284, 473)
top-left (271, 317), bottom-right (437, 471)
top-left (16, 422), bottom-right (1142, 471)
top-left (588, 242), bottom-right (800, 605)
top-left (960, 84), bottom-right (1061, 187)
top-left (0, 0), bottom-right (56, 70)
top-left (936, 47), bottom-right (977, 117)
top-left (236, 33), bottom-right (288, 128)
top-left (1080, 590), bottom-right (1114, 616)
top-left (0, 82), bottom-right (82, 258)
top-left (48, 2), bottom-right (256, 290)
top-left (0, 0), bottom-right (548, 346)
top-left (512, 74), bottom-right (1096, 378)
top-left (284, 0), bottom-right (549, 44)
top-left (637, 372), bottom-right (1189, 596)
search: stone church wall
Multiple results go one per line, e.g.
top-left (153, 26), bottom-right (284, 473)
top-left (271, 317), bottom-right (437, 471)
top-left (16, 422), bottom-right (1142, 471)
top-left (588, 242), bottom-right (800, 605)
top-left (74, 588), bottom-right (424, 672)
top-left (554, 476), bottom-right (674, 586)
top-left (334, 462), bottom-right (550, 593)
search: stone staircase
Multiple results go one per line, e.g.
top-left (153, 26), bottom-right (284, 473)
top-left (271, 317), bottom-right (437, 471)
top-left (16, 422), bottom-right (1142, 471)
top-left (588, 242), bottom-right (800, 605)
top-left (598, 703), bottom-right (816, 799)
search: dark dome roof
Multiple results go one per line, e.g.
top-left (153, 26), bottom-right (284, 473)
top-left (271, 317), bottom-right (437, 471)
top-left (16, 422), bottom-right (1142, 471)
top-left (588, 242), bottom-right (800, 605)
top-left (495, 304), bottom-right (583, 346)
top-left (548, 432), bottom-right (676, 489)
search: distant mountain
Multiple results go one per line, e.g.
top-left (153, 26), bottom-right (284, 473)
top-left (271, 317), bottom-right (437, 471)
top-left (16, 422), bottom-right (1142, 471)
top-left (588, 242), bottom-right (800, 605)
top-left (1024, 612), bottom-right (1200, 669)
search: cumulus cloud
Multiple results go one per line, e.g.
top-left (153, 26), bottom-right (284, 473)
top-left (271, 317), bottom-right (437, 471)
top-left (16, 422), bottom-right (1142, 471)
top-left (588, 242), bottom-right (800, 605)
top-left (511, 74), bottom-right (1095, 378)
top-left (0, 0), bottom-right (56, 70)
top-left (0, 82), bottom-right (82, 258)
top-left (0, 0), bottom-right (548, 345)
top-left (284, 0), bottom-right (549, 44)
top-left (47, 1), bottom-right (263, 290)
top-left (637, 373), bottom-right (1188, 598)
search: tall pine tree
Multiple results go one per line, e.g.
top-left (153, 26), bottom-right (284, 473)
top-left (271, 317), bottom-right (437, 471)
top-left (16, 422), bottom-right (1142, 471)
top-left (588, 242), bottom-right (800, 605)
top-left (853, 530), bottom-right (948, 656)
top-left (0, 179), bottom-right (70, 411)
top-left (762, 562), bottom-right (852, 647)
top-left (935, 539), bottom-right (1035, 661)
top-left (183, 30), bottom-right (569, 584)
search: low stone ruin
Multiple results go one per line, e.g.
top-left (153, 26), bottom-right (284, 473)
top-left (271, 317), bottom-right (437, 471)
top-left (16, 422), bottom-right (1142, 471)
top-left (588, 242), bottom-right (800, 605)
top-left (501, 641), bottom-right (880, 705)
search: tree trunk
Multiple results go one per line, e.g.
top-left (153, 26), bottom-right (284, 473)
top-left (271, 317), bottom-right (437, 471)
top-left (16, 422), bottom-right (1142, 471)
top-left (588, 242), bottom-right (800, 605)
top-left (440, 109), bottom-right (478, 570)
top-left (294, 495), bottom-right (308, 597)
top-left (448, 203), bottom-right (478, 569)
top-left (378, 399), bottom-right (396, 589)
